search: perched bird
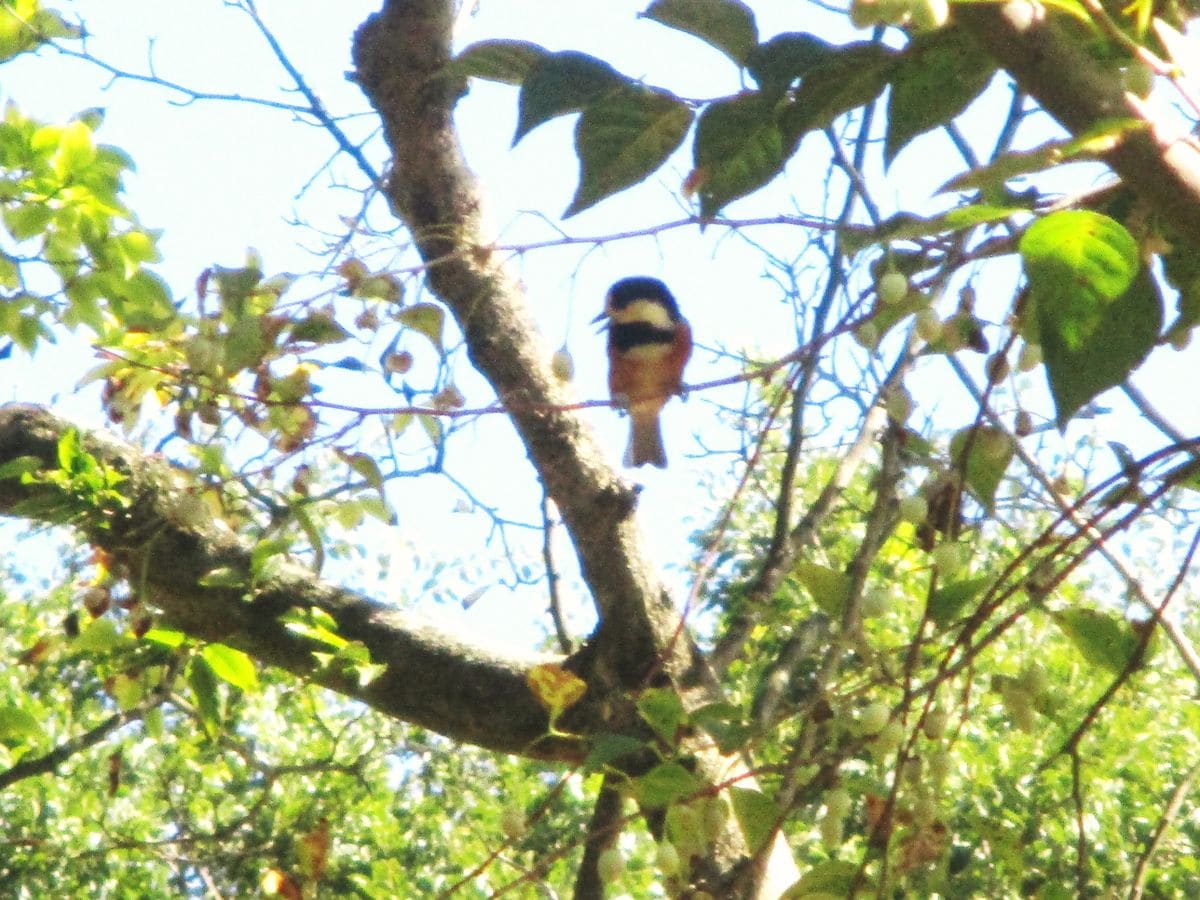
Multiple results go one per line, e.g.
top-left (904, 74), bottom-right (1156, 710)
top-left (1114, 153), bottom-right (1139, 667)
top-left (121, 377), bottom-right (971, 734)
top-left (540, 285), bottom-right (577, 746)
top-left (594, 276), bottom-right (692, 468)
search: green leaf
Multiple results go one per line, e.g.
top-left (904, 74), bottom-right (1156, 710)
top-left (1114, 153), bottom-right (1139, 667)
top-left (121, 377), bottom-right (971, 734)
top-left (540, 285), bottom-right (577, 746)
top-left (293, 504), bottom-right (326, 574)
top-left (187, 655), bottom-right (222, 735)
top-left (249, 535), bottom-right (291, 578)
top-left (290, 311), bottom-right (351, 345)
top-left (4, 201), bottom-right (52, 239)
top-left (939, 120), bottom-right (1144, 196)
top-left (867, 203), bottom-right (1027, 245)
top-left (1052, 607), bottom-right (1143, 674)
top-left (514, 51), bottom-right (625, 143)
top-left (201, 643), bottom-right (259, 692)
top-left (223, 315), bottom-right (269, 372)
top-left (0, 454), bottom-right (40, 480)
top-left (397, 302), bottom-right (446, 354)
top-left (142, 626), bottom-right (187, 648)
top-left (949, 425), bottom-right (1014, 511)
top-left (566, 85), bottom-right (693, 217)
top-left (928, 575), bottom-right (992, 627)
top-left (116, 270), bottom-right (175, 330)
top-left (1021, 211), bottom-right (1160, 427)
top-left (643, 0), bottom-right (758, 65)
top-left (779, 42), bottom-right (895, 147)
top-left (418, 413), bottom-right (443, 449)
top-left (213, 264), bottom-right (262, 317)
top-left (783, 860), bottom-right (864, 897)
top-left (0, 1), bottom-right (77, 61)
top-left (53, 119), bottom-right (96, 178)
top-left (884, 27), bottom-right (995, 167)
top-left (632, 761), bottom-right (702, 808)
top-left (30, 7), bottom-right (79, 41)
top-left (108, 672), bottom-right (147, 711)
top-left (446, 39), bottom-right (549, 85)
top-left (691, 701), bottom-right (752, 752)
top-left (341, 450), bottom-right (385, 493)
top-left (692, 91), bottom-right (785, 217)
top-left (637, 686), bottom-right (686, 745)
top-left (1161, 235), bottom-right (1200, 344)
top-left (582, 733), bottom-right (648, 772)
top-left (729, 786), bottom-right (780, 853)
top-left (72, 617), bottom-right (122, 653)
top-left (746, 32), bottom-right (835, 94)
top-left (793, 562), bottom-right (849, 616)
top-left (0, 704), bottom-right (44, 742)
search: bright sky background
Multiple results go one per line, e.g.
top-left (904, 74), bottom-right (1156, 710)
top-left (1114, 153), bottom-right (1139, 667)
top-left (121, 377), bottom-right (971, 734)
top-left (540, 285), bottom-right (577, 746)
top-left (5, 1), bottom-right (1199, 648)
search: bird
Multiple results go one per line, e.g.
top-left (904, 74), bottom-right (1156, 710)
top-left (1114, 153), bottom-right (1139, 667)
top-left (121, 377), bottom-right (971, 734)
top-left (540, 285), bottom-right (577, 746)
top-left (593, 276), bottom-right (692, 468)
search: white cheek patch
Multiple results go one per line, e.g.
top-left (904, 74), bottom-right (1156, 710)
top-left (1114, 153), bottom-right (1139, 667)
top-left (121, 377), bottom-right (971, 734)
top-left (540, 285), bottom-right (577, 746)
top-left (610, 299), bottom-right (674, 329)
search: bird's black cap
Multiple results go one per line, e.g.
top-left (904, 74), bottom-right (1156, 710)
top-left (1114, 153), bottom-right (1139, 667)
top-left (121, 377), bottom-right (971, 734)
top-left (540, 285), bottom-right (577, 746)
top-left (607, 277), bottom-right (681, 319)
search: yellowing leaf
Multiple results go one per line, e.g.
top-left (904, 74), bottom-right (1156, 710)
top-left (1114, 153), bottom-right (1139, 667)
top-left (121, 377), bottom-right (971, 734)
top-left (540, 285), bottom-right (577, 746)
top-left (526, 663), bottom-right (587, 719)
top-left (397, 302), bottom-right (445, 353)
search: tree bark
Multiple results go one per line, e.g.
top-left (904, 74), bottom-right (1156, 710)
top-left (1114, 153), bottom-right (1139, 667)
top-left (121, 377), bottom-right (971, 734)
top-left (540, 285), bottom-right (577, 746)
top-left (958, 1), bottom-right (1200, 250)
top-left (350, 2), bottom-right (799, 895)
top-left (0, 403), bottom-right (579, 760)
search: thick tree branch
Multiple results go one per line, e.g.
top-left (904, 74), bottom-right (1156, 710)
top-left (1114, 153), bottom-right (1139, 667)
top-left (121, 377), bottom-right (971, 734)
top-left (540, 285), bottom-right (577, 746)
top-left (349, 1), bottom-right (711, 692)
top-left (349, 3), bottom-right (799, 895)
top-left (957, 1), bottom-right (1200, 249)
top-left (0, 403), bottom-right (580, 761)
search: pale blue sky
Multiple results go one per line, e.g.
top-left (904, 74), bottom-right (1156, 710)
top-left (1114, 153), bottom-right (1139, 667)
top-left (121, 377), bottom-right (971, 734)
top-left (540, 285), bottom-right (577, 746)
top-left (5, 1), bottom-right (1198, 645)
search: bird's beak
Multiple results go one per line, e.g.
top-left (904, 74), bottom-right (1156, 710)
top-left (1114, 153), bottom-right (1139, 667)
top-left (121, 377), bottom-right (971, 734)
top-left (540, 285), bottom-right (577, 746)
top-left (590, 309), bottom-right (610, 331)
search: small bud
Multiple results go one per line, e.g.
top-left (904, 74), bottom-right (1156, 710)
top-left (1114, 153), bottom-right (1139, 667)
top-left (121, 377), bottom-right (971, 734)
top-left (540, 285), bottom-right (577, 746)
top-left (698, 795), bottom-right (728, 843)
top-left (898, 494), bottom-right (928, 524)
top-left (83, 586), bottom-right (111, 618)
top-left (853, 321), bottom-right (879, 349)
top-left (1014, 410), bottom-right (1034, 437)
top-left (928, 748), bottom-right (952, 782)
top-left (551, 347), bottom-right (574, 381)
top-left (825, 788), bottom-right (853, 820)
top-left (862, 586), bottom-right (890, 618)
top-left (197, 402), bottom-right (221, 426)
top-left (1121, 62), bottom-right (1154, 98)
top-left (291, 464), bottom-right (312, 496)
top-left (986, 352), bottom-right (1011, 384)
top-left (820, 812), bottom-right (844, 850)
top-left (656, 841), bottom-right (681, 876)
top-left (1017, 342), bottom-right (1042, 372)
top-left (860, 700), bottom-right (890, 735)
top-left (354, 307), bottom-right (380, 331)
top-left (597, 847), bottom-right (625, 884)
top-left (432, 384), bottom-right (466, 409)
top-left (130, 607), bottom-right (153, 639)
top-left (885, 386), bottom-right (913, 424)
top-left (931, 542), bottom-right (968, 577)
top-left (873, 720), bottom-right (905, 755)
top-left (923, 708), bottom-right (948, 739)
top-left (500, 804), bottom-right (527, 840)
top-left (915, 309), bottom-right (942, 343)
top-left (384, 351), bottom-right (413, 374)
top-left (878, 271), bottom-right (909, 305)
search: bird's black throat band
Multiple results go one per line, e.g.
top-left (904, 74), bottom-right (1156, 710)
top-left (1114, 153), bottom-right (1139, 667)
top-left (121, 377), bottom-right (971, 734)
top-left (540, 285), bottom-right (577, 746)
top-left (610, 320), bottom-right (675, 352)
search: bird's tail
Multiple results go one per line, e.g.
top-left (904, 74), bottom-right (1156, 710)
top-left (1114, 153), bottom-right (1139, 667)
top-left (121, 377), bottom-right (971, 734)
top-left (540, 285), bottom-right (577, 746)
top-left (625, 412), bottom-right (667, 468)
